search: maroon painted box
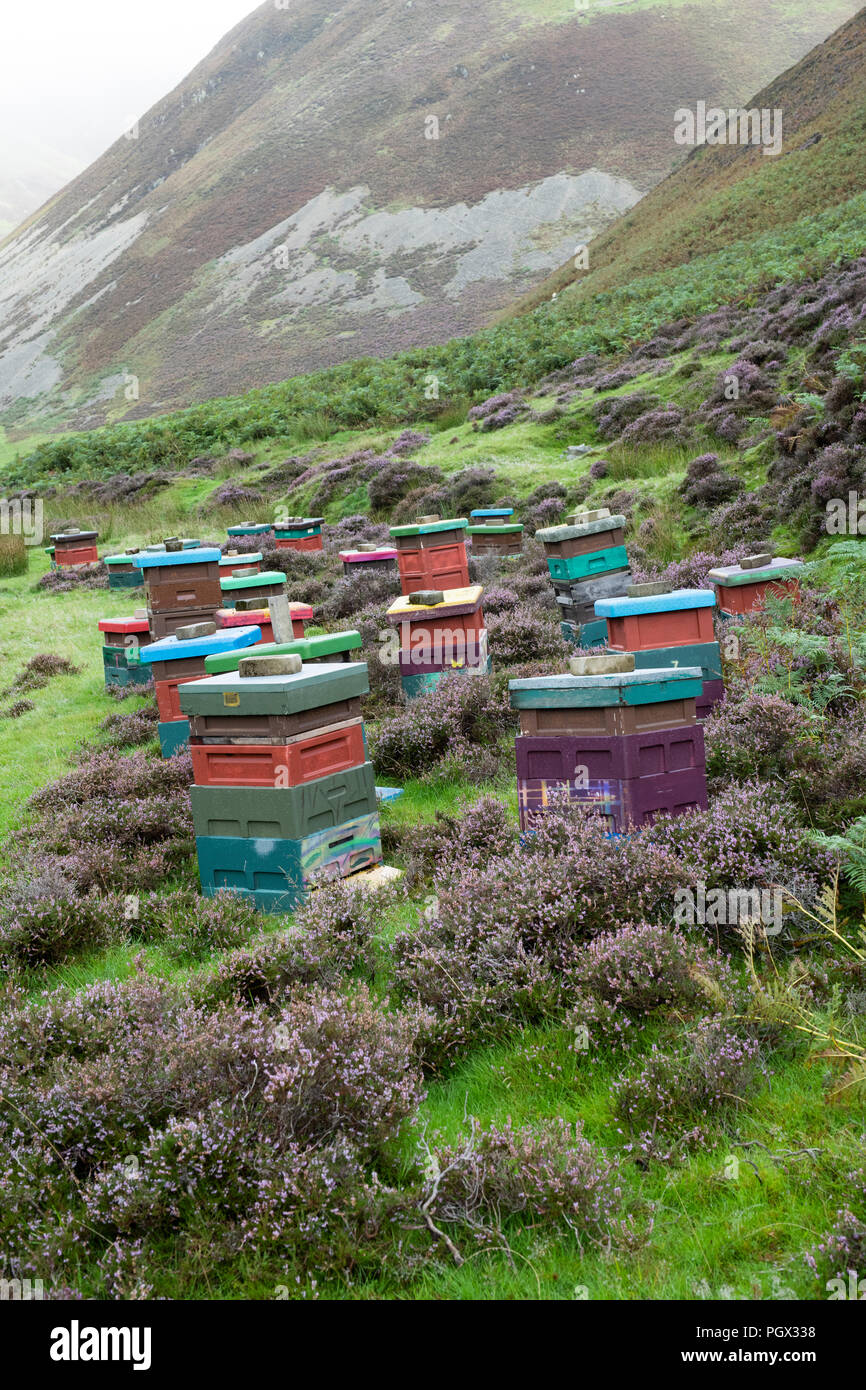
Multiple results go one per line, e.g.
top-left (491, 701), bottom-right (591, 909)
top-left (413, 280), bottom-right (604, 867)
top-left (696, 678), bottom-right (726, 720)
top-left (518, 766), bottom-right (708, 833)
top-left (147, 574), bottom-right (223, 614)
top-left (515, 726), bottom-right (706, 784)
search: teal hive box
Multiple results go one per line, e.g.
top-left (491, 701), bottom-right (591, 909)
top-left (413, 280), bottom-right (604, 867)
top-left (204, 631), bottom-right (362, 676)
top-left (625, 641), bottom-right (723, 683)
top-left (509, 667), bottom-right (704, 710)
top-left (561, 618), bottom-right (608, 648)
top-left (471, 508), bottom-right (514, 519)
top-left (227, 524), bottom-right (273, 537)
top-left (466, 524), bottom-right (523, 534)
top-left (546, 546), bottom-right (629, 584)
top-left (179, 661), bottom-right (370, 719)
top-left (274, 521), bottom-right (323, 539)
top-left (159, 719), bottom-right (190, 758)
top-left (401, 656), bottom-right (492, 701)
top-left (104, 663), bottom-right (153, 689)
top-left (138, 626), bottom-right (262, 666)
top-left (195, 812), bottom-right (383, 914)
top-left (578, 618), bottom-right (609, 649)
top-left (190, 762), bottom-right (378, 839)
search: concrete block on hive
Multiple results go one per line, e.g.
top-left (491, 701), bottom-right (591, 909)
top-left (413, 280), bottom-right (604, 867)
top-left (190, 762), bottom-right (378, 839)
top-left (570, 652), bottom-right (635, 676)
top-left (189, 718), bottom-right (366, 787)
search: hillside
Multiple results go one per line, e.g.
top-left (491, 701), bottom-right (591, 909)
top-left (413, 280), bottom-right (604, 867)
top-left (516, 4), bottom-right (866, 311)
top-left (0, 0), bottom-right (859, 436)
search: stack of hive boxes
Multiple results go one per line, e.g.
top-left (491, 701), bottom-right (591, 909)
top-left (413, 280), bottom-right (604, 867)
top-left (219, 568), bottom-right (291, 612)
top-left (390, 517), bottom-right (470, 596)
top-left (227, 523), bottom-right (273, 544)
top-left (595, 584), bottom-right (724, 718)
top-left (51, 528), bottom-right (99, 568)
top-left (509, 652), bottom-right (708, 833)
top-left (104, 549), bottom-right (145, 590)
top-left (339, 543), bottom-right (399, 576)
top-left (138, 619), bottom-right (263, 758)
top-left (216, 598), bottom-right (312, 648)
top-left (467, 507), bottom-right (524, 557)
top-left (180, 652), bottom-right (382, 913)
top-left (220, 550), bottom-right (262, 579)
top-left (535, 509), bottom-right (631, 649)
top-left (707, 551), bottom-right (804, 618)
top-left (98, 613), bottom-right (152, 690)
top-left (274, 517), bottom-right (324, 552)
top-left (133, 544), bottom-right (224, 639)
top-left (386, 587), bottom-right (488, 699)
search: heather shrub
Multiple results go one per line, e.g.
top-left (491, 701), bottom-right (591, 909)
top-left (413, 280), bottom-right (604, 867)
top-left (566, 923), bottom-right (739, 1051)
top-left (36, 564), bottom-right (108, 592)
top-left (95, 703), bottom-right (159, 750)
top-left (612, 1019), bottom-right (766, 1135)
top-left (0, 873), bottom-right (121, 969)
top-left (371, 675), bottom-right (514, 781)
top-left (399, 795), bottom-right (517, 886)
top-left (680, 453), bottom-right (744, 509)
top-left (805, 1170), bottom-right (866, 1287)
top-left (368, 460), bottom-right (441, 512)
top-left (618, 405), bottom-right (689, 447)
top-left (486, 603), bottom-right (567, 668)
top-left (704, 694), bottom-right (818, 785)
top-left (194, 879), bottom-right (388, 1005)
top-left (421, 1117), bottom-right (623, 1241)
top-left (135, 888), bottom-right (260, 961)
top-left (479, 585), bottom-right (519, 614)
top-left (2, 653), bottom-right (81, 697)
top-left (204, 482), bottom-right (264, 511)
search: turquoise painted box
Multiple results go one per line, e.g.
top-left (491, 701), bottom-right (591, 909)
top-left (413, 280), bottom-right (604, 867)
top-left (546, 546), bottom-right (629, 584)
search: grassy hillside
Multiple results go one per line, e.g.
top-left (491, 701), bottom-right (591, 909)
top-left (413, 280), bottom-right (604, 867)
top-left (0, 0), bottom-right (859, 434)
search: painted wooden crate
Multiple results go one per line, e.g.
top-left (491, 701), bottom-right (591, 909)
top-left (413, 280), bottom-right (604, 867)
top-left (596, 589), bottom-right (716, 651)
top-left (707, 559), bottom-right (804, 616)
top-left (189, 761), bottom-right (377, 839)
top-left (189, 718), bottom-right (366, 787)
top-left (195, 812), bottom-right (382, 913)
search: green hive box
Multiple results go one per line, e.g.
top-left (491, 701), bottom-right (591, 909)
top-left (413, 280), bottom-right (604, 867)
top-left (179, 661), bottom-right (370, 718)
top-left (190, 761), bottom-right (377, 839)
top-left (204, 631), bottom-right (362, 676)
top-left (627, 642), bottom-right (723, 683)
top-left (546, 545), bottom-right (629, 584)
top-left (195, 812), bottom-right (382, 914)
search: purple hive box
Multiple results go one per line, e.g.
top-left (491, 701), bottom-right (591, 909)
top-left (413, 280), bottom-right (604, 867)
top-left (518, 766), bottom-right (708, 833)
top-left (696, 679), bottom-right (726, 719)
top-left (515, 726), bottom-right (706, 784)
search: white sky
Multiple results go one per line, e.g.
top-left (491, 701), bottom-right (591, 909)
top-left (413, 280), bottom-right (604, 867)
top-left (0, 0), bottom-right (258, 178)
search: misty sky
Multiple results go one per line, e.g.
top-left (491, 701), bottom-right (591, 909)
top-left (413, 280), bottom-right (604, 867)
top-left (0, 0), bottom-right (257, 202)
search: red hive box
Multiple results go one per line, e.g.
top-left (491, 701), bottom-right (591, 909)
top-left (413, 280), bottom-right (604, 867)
top-left (190, 718), bottom-right (365, 787)
top-left (275, 534), bottom-right (323, 552)
top-left (154, 675), bottom-right (201, 723)
top-left (601, 593), bottom-right (716, 652)
top-left (386, 586), bottom-right (485, 668)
